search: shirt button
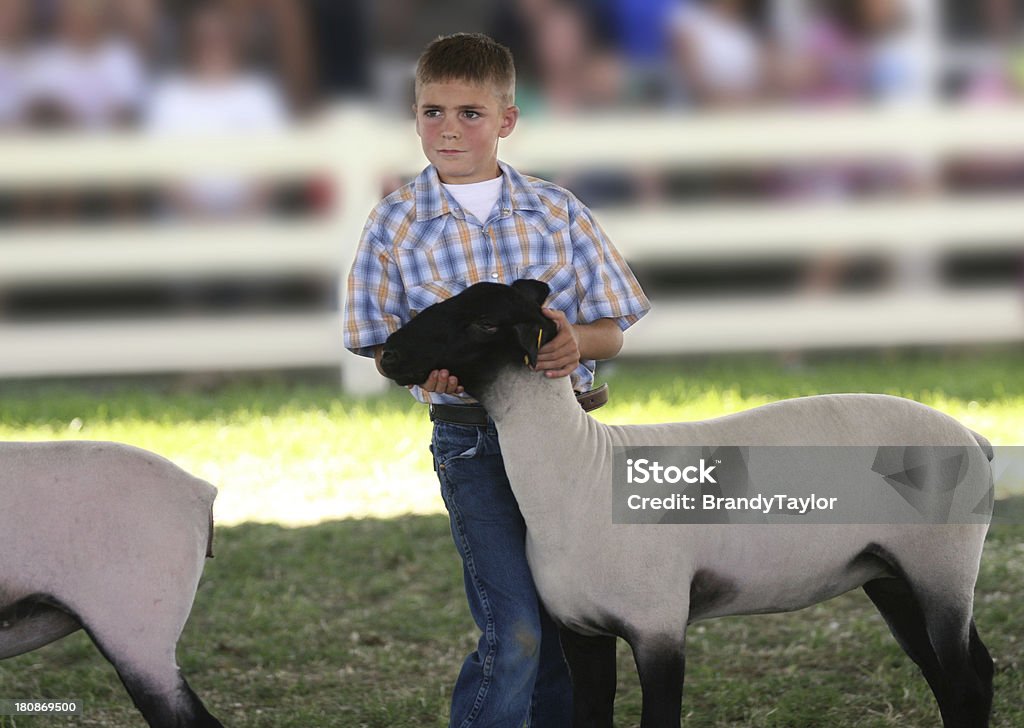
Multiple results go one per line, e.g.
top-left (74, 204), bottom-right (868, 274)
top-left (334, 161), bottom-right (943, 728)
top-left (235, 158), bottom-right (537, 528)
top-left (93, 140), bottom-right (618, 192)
top-left (490, 272), bottom-right (499, 279)
top-left (502, 208), bottom-right (510, 214)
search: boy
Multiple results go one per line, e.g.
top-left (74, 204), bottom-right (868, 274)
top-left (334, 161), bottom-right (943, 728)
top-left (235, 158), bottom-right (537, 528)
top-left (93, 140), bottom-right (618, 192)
top-left (343, 33), bottom-right (649, 727)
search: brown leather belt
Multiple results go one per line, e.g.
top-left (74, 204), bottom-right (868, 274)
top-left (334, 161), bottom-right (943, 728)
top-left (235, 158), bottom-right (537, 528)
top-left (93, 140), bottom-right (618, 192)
top-left (429, 383), bottom-right (609, 426)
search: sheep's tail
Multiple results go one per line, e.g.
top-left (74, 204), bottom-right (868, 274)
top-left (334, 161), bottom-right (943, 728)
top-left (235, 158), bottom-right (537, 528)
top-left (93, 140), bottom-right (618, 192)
top-left (971, 430), bottom-right (994, 462)
top-left (206, 505), bottom-right (216, 558)
top-left (197, 479), bottom-right (218, 559)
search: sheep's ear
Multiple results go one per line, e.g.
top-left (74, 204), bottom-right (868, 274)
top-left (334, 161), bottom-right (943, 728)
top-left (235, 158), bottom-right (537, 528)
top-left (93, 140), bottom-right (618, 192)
top-left (511, 279), bottom-right (550, 308)
top-left (513, 322), bottom-right (543, 367)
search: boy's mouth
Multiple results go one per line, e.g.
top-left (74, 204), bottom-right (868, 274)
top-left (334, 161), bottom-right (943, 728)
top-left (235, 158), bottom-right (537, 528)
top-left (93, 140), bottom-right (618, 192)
top-left (438, 149), bottom-right (465, 155)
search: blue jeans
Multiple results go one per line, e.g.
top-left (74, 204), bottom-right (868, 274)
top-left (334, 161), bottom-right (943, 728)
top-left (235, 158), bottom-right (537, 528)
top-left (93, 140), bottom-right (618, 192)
top-left (431, 419), bottom-right (573, 728)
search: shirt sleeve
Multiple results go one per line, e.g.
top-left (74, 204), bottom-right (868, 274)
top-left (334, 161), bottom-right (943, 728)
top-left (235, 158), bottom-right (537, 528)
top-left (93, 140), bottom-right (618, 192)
top-left (568, 196), bottom-right (651, 330)
top-left (343, 216), bottom-right (408, 357)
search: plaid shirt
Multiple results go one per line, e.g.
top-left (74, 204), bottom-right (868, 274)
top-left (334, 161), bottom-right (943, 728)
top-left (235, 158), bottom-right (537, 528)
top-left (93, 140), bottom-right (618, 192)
top-left (343, 161), bottom-right (650, 404)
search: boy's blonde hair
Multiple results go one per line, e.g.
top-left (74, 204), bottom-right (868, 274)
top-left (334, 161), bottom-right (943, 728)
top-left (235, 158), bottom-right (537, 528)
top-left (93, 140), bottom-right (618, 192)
top-left (415, 33), bottom-right (516, 106)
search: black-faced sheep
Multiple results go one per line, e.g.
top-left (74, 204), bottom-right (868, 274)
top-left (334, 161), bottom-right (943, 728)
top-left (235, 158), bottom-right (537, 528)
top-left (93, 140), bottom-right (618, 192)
top-left (379, 279), bottom-right (994, 728)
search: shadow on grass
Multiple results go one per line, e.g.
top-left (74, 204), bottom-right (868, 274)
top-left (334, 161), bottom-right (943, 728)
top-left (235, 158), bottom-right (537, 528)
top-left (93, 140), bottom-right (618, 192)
top-left (2, 500), bottom-right (1022, 727)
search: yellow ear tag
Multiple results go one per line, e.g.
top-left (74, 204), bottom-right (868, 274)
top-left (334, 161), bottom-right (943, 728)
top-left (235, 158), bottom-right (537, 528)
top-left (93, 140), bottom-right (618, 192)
top-left (528, 327), bottom-right (544, 366)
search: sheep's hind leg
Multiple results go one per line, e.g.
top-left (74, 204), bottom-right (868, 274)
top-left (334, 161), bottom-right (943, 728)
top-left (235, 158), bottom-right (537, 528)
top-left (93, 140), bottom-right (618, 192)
top-left (864, 577), bottom-right (993, 728)
top-left (84, 625), bottom-right (223, 728)
top-left (68, 580), bottom-right (222, 727)
top-left (629, 634), bottom-right (686, 728)
top-left (558, 628), bottom-right (616, 728)
top-left (923, 601), bottom-right (993, 728)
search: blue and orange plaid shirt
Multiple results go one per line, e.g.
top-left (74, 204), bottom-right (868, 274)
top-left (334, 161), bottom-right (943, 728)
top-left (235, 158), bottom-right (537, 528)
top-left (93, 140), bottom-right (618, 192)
top-left (343, 161), bottom-right (650, 404)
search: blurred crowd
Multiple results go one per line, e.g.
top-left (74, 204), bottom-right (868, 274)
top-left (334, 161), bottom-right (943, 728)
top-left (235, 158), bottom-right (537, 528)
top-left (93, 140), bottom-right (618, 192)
top-left (493, 0), bottom-right (1023, 112)
top-left (0, 0), bottom-right (323, 132)
top-left (0, 0), bottom-right (1019, 213)
top-left (0, 0), bottom-right (1020, 284)
top-left (1, 0), bottom-right (1021, 130)
top-left (0, 0), bottom-right (1019, 329)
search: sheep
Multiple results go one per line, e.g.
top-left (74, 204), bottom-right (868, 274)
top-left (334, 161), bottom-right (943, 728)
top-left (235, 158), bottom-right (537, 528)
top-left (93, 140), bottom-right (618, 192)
top-left (378, 279), bottom-right (995, 728)
top-left (0, 440), bottom-right (223, 728)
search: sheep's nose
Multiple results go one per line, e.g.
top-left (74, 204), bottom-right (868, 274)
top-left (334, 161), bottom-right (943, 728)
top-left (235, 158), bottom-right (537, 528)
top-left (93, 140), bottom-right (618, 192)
top-left (380, 349), bottom-right (399, 368)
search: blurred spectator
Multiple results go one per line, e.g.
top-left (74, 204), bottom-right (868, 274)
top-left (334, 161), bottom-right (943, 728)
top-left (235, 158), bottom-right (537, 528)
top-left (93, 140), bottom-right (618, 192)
top-left (489, 0), bottom-right (554, 108)
top-left (957, 0), bottom-right (1024, 105)
top-left (534, 0), bottom-right (625, 113)
top-left (0, 0), bottom-right (28, 129)
top-left (490, 0), bottom-right (625, 115)
top-left (773, 0), bottom-right (936, 295)
top-left (668, 0), bottom-right (767, 107)
top-left (146, 2), bottom-right (288, 220)
top-left (603, 0), bottom-right (675, 63)
top-left (303, 0), bottom-right (371, 100)
top-left (109, 0), bottom-right (175, 67)
top-left (947, 0), bottom-right (1024, 194)
top-left (600, 0), bottom-right (680, 104)
top-left (779, 0), bottom-right (931, 106)
top-left (24, 0), bottom-right (148, 129)
top-left (219, 0), bottom-right (317, 114)
top-left (498, 0), bottom-right (654, 206)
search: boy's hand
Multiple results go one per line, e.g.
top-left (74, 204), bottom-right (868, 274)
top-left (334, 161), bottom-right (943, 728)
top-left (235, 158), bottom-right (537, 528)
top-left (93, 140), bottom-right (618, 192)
top-left (535, 308), bottom-right (580, 378)
top-left (417, 369), bottom-right (465, 395)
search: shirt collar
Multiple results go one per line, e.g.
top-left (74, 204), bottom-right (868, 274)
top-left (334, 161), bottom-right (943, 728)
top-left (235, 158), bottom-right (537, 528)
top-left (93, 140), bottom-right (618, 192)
top-left (414, 161), bottom-right (547, 222)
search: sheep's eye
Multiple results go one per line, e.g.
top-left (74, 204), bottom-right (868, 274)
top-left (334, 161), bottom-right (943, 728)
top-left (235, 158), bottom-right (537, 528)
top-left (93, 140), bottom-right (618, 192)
top-left (467, 319), bottom-right (499, 340)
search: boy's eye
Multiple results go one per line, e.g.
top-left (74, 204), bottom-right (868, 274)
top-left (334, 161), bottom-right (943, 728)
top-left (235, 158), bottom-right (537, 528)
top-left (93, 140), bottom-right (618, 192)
top-left (424, 109), bottom-right (441, 118)
top-left (463, 110), bottom-right (480, 119)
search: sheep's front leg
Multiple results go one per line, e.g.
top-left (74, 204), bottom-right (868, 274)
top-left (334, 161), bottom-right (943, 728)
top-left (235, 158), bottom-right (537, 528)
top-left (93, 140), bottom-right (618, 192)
top-left (558, 627), bottom-right (616, 728)
top-left (630, 633), bottom-right (686, 728)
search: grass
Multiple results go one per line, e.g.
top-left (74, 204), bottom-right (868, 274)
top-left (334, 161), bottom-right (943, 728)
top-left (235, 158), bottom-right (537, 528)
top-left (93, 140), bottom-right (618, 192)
top-left (0, 348), bottom-right (1022, 727)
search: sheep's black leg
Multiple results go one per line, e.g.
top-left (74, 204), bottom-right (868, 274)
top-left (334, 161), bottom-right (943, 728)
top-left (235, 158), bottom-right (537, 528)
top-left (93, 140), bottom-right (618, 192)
top-left (117, 672), bottom-right (224, 728)
top-left (80, 625), bottom-right (223, 728)
top-left (630, 636), bottom-right (686, 728)
top-left (863, 578), bottom-right (948, 698)
top-left (925, 610), bottom-right (993, 728)
top-left (558, 628), bottom-right (617, 728)
top-left (864, 577), bottom-right (993, 728)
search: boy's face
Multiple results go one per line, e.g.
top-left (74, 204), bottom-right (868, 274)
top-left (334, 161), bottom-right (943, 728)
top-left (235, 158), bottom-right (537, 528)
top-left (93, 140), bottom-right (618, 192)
top-left (414, 79), bottom-right (519, 185)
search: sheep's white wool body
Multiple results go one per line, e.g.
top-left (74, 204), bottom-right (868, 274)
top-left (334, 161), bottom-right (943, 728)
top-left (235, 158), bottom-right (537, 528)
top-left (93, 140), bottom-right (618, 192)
top-left (0, 440), bottom-right (216, 697)
top-left (480, 366), bottom-right (990, 640)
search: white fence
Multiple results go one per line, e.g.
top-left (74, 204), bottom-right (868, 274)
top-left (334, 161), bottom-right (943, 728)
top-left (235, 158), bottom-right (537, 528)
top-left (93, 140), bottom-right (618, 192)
top-left (1, 104), bottom-right (1024, 393)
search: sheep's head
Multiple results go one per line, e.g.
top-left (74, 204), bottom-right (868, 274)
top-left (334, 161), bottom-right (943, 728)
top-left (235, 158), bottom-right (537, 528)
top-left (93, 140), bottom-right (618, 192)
top-left (380, 279), bottom-right (558, 395)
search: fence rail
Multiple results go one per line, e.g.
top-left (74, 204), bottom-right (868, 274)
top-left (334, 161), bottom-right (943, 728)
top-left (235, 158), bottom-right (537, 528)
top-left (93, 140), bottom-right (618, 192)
top-left (1, 105), bottom-right (1022, 392)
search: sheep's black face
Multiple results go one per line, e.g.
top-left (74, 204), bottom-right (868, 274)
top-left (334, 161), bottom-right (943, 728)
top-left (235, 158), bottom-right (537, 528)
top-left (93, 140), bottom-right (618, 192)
top-left (380, 279), bottom-right (558, 395)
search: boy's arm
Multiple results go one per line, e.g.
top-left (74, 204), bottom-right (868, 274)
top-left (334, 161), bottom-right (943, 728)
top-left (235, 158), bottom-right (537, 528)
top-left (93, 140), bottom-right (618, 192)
top-left (532, 195), bottom-right (650, 378)
top-left (343, 224), bottom-right (406, 357)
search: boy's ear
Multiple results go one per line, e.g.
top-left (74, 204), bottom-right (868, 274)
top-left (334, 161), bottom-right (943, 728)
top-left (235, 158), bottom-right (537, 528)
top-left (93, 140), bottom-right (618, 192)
top-left (498, 104), bottom-right (519, 139)
top-left (511, 279), bottom-right (550, 307)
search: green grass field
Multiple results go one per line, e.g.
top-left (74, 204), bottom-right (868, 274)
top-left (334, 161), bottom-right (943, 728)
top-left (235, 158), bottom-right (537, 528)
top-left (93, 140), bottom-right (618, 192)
top-left (0, 349), bottom-right (1022, 727)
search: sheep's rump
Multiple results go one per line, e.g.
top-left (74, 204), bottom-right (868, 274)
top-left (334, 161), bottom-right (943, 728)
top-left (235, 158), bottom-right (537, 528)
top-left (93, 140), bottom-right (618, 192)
top-left (0, 441), bottom-right (217, 638)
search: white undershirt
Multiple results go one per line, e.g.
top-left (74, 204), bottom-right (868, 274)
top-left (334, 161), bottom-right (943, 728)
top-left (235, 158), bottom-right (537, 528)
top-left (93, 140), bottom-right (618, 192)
top-left (443, 174), bottom-right (503, 225)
